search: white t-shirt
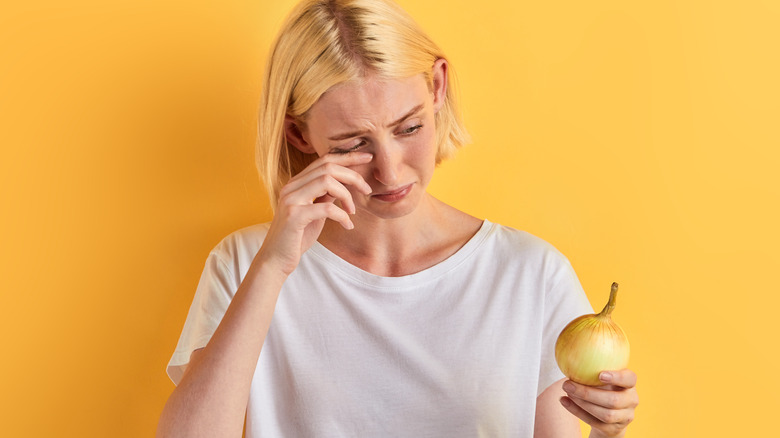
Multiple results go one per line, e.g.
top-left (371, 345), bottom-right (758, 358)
top-left (167, 220), bottom-right (592, 437)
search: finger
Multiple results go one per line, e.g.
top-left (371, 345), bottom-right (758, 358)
top-left (283, 163), bottom-right (372, 208)
top-left (598, 369), bottom-right (638, 389)
top-left (322, 150), bottom-right (374, 167)
top-left (292, 153), bottom-right (373, 194)
top-left (288, 201), bottom-right (354, 231)
top-left (560, 397), bottom-right (632, 437)
top-left (562, 380), bottom-right (639, 410)
top-left (315, 202), bottom-right (354, 230)
top-left (288, 174), bottom-right (357, 214)
top-left (313, 194), bottom-right (335, 204)
top-left (565, 393), bottom-right (635, 426)
top-left (559, 396), bottom-right (600, 426)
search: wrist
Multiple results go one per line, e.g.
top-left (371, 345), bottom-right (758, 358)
top-left (252, 245), bottom-right (296, 278)
top-left (245, 249), bottom-right (293, 293)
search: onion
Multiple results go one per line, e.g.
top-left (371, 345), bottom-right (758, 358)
top-left (555, 282), bottom-right (630, 386)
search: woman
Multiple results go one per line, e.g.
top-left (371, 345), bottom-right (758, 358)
top-left (158, 0), bottom-right (638, 437)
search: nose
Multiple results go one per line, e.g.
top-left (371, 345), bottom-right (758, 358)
top-left (370, 142), bottom-right (401, 186)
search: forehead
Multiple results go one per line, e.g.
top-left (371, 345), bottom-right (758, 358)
top-left (306, 74), bottom-right (430, 131)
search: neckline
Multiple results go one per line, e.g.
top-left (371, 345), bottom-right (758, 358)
top-left (306, 219), bottom-right (494, 290)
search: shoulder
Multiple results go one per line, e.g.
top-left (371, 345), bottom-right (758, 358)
top-left (482, 221), bottom-right (590, 310)
top-left (208, 223), bottom-right (271, 273)
top-left (477, 221), bottom-right (579, 287)
top-left (483, 221), bottom-right (569, 263)
top-left (213, 222), bottom-right (270, 251)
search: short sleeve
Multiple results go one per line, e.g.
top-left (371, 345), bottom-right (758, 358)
top-left (537, 256), bottom-right (593, 396)
top-left (166, 251), bottom-right (239, 385)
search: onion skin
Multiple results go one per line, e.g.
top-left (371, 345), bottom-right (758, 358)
top-left (555, 282), bottom-right (630, 386)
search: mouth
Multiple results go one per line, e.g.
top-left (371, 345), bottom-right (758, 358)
top-left (370, 183), bottom-right (414, 202)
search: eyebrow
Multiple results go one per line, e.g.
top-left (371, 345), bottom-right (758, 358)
top-left (327, 103), bottom-right (425, 141)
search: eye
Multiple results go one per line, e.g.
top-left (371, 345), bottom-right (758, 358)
top-left (331, 141), bottom-right (366, 155)
top-left (400, 124), bottom-right (423, 135)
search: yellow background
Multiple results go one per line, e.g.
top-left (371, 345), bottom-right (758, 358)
top-left (2, 0), bottom-right (778, 436)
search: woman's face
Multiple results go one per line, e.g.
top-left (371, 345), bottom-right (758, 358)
top-left (296, 62), bottom-right (447, 220)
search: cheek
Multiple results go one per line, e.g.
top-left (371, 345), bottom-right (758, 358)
top-left (409, 127), bottom-right (438, 163)
top-left (344, 163), bottom-right (373, 191)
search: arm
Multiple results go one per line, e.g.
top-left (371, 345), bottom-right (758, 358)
top-left (534, 378), bottom-right (582, 438)
top-left (156, 152), bottom-right (373, 438)
top-left (156, 259), bottom-right (287, 438)
top-left (535, 370), bottom-right (639, 438)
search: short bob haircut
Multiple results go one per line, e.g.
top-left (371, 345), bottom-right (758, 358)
top-left (256, 0), bottom-right (470, 207)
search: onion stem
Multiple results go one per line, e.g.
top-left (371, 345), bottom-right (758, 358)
top-left (598, 282), bottom-right (619, 317)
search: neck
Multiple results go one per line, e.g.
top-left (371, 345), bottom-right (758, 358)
top-left (317, 193), bottom-right (461, 276)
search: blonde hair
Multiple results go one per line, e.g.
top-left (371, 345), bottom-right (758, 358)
top-left (256, 0), bottom-right (470, 207)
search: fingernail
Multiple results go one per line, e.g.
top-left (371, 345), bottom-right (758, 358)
top-left (559, 397), bottom-right (571, 408)
top-left (562, 381), bottom-right (576, 393)
top-left (600, 371), bottom-right (613, 382)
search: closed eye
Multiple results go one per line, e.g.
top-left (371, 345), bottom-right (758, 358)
top-left (330, 141), bottom-right (365, 155)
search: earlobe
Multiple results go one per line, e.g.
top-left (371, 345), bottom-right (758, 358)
top-left (431, 58), bottom-right (448, 113)
top-left (284, 115), bottom-right (316, 154)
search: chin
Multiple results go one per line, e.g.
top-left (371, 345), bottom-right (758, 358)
top-left (360, 194), bottom-right (421, 220)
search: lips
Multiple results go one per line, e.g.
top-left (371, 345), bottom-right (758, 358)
top-left (370, 183), bottom-right (413, 202)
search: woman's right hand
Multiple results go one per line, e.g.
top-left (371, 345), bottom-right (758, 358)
top-left (256, 152), bottom-right (374, 276)
top-left (158, 153), bottom-right (374, 438)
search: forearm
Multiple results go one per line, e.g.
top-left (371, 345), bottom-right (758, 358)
top-left (157, 258), bottom-right (287, 438)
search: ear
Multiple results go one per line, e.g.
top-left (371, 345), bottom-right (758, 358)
top-left (431, 58), bottom-right (448, 114)
top-left (284, 115), bottom-right (316, 154)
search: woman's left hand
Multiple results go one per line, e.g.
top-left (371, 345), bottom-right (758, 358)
top-left (559, 369), bottom-right (639, 438)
